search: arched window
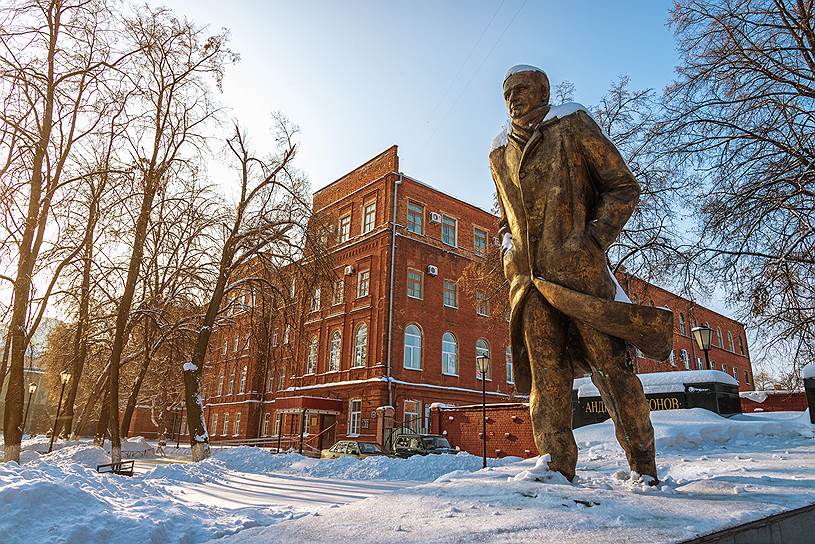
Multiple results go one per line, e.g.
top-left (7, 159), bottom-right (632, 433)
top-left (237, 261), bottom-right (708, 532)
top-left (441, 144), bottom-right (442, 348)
top-left (475, 338), bottom-right (491, 380)
top-left (738, 336), bottom-right (744, 355)
top-left (680, 349), bottom-right (690, 369)
top-left (239, 365), bottom-right (247, 393)
top-left (328, 330), bottom-right (341, 372)
top-left (716, 327), bottom-right (724, 348)
top-left (727, 331), bottom-right (734, 352)
top-left (353, 324), bottom-right (368, 368)
top-left (403, 324), bottom-right (422, 370)
top-left (505, 346), bottom-right (514, 384)
top-left (306, 335), bottom-right (318, 374)
top-left (679, 313), bottom-right (686, 335)
top-left (441, 332), bottom-right (457, 375)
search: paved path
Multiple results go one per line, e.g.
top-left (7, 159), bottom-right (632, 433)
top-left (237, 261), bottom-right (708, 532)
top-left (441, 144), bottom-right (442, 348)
top-left (133, 458), bottom-right (417, 511)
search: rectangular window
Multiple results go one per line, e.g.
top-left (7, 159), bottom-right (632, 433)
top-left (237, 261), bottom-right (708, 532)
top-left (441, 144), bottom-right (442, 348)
top-left (681, 349), bottom-right (690, 370)
top-left (348, 399), bottom-right (362, 436)
top-left (283, 324), bottom-right (290, 344)
top-left (311, 288), bottom-right (321, 312)
top-left (407, 202), bottom-right (424, 234)
top-left (274, 412), bottom-right (281, 436)
top-left (262, 413), bottom-right (270, 436)
top-left (338, 215), bottom-right (351, 243)
top-left (227, 369), bottom-right (235, 395)
top-left (697, 357), bottom-right (704, 370)
top-left (441, 215), bottom-right (457, 246)
top-left (333, 279), bottom-right (344, 305)
top-left (443, 280), bottom-right (458, 308)
top-left (505, 347), bottom-right (514, 384)
top-left (212, 413), bottom-right (219, 436)
top-left (473, 227), bottom-right (488, 256)
top-left (362, 201), bottom-right (376, 233)
top-left (745, 371), bottom-right (750, 384)
top-left (222, 340), bottom-right (228, 355)
top-left (357, 270), bottom-right (370, 298)
top-left (733, 367), bottom-right (738, 380)
top-left (404, 400), bottom-right (421, 433)
top-left (234, 412), bottom-right (241, 436)
top-left (239, 365), bottom-right (247, 393)
top-left (222, 414), bottom-right (230, 436)
top-left (216, 371), bottom-right (224, 396)
top-left (233, 336), bottom-right (240, 352)
top-left (272, 329), bottom-right (279, 347)
top-left (407, 269), bottom-right (423, 299)
top-left (279, 367), bottom-right (285, 390)
top-left (476, 290), bottom-right (489, 316)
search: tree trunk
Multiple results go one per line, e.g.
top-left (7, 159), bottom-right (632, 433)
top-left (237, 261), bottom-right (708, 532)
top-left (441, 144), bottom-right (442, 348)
top-left (120, 325), bottom-right (152, 437)
top-left (94, 391), bottom-right (110, 447)
top-left (106, 175), bottom-right (158, 464)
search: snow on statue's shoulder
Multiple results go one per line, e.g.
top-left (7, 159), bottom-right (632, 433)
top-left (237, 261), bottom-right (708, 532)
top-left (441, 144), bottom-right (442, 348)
top-left (543, 102), bottom-right (588, 122)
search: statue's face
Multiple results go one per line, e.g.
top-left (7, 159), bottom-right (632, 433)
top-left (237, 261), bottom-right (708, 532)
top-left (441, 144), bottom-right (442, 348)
top-left (503, 72), bottom-right (549, 119)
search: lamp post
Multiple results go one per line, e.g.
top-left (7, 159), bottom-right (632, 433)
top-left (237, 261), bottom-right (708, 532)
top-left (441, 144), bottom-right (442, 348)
top-left (692, 325), bottom-right (713, 370)
top-left (23, 382), bottom-right (37, 436)
top-left (475, 353), bottom-right (490, 469)
top-left (48, 371), bottom-right (71, 453)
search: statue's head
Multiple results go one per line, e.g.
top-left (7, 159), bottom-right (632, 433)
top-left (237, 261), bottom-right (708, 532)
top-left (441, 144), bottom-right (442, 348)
top-left (503, 65), bottom-right (549, 120)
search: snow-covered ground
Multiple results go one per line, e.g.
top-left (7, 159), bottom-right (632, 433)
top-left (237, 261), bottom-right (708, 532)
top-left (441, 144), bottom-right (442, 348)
top-left (1, 409), bottom-right (814, 544)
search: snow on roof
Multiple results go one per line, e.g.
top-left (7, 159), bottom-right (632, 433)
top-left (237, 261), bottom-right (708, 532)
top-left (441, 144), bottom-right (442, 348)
top-left (574, 370), bottom-right (739, 398)
top-left (803, 363), bottom-right (815, 379)
top-left (504, 64), bottom-right (545, 81)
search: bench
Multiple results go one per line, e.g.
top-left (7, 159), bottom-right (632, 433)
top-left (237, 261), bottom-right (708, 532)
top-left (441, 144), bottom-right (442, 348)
top-left (96, 460), bottom-right (135, 476)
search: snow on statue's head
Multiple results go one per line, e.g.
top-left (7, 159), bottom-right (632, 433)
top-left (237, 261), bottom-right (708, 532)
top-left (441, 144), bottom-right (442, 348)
top-left (503, 65), bottom-right (550, 120)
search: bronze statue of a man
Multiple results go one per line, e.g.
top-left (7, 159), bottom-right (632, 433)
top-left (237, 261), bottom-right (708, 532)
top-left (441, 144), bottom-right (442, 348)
top-left (489, 65), bottom-right (673, 482)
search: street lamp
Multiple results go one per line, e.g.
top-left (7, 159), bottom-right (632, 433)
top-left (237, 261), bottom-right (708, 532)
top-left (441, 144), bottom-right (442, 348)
top-left (23, 382), bottom-right (37, 436)
top-left (48, 371), bottom-right (71, 453)
top-left (475, 353), bottom-right (490, 469)
top-left (692, 325), bottom-right (713, 370)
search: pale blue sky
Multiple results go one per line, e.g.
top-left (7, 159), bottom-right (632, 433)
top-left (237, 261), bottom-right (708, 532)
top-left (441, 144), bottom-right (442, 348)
top-left (160, 0), bottom-right (677, 210)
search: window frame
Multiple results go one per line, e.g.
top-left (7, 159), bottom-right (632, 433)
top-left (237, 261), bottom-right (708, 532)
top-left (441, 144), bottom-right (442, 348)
top-left (306, 335), bottom-right (319, 375)
top-left (441, 332), bottom-right (458, 376)
top-left (233, 412), bottom-right (241, 436)
top-left (348, 399), bottom-right (362, 437)
top-left (441, 215), bottom-right (458, 247)
top-left (338, 214), bottom-right (351, 243)
top-left (406, 268), bottom-right (423, 300)
top-left (239, 365), bottom-right (247, 393)
top-left (362, 200), bottom-right (377, 234)
top-left (473, 226), bottom-right (488, 256)
top-left (505, 346), bottom-right (514, 384)
top-left (357, 269), bottom-right (370, 298)
top-left (407, 201), bottom-right (424, 235)
top-left (353, 323), bottom-right (368, 368)
top-left (328, 330), bottom-right (342, 372)
top-left (403, 323), bottom-right (422, 370)
top-left (475, 338), bottom-right (492, 381)
top-left (443, 279), bottom-right (458, 308)
top-left (333, 279), bottom-right (344, 305)
top-left (475, 290), bottom-right (490, 316)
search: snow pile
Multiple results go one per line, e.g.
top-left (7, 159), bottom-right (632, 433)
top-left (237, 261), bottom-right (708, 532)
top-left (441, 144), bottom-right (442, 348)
top-left (511, 454), bottom-right (570, 484)
top-left (0, 445), bottom-right (298, 544)
top-left (575, 408), bottom-right (814, 450)
top-left (210, 447), bottom-right (520, 482)
top-left (574, 370), bottom-right (738, 397)
top-left (740, 390), bottom-right (769, 403)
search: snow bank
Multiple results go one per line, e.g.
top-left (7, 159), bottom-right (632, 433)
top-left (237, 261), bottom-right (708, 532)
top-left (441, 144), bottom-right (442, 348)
top-left (574, 370), bottom-right (738, 397)
top-left (575, 408), bottom-right (813, 451)
top-left (209, 447), bottom-right (520, 482)
top-left (0, 445), bottom-right (297, 544)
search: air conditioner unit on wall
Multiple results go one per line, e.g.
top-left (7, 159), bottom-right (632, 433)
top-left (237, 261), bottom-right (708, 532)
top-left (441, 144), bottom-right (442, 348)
top-left (344, 265), bottom-right (355, 276)
top-left (428, 212), bottom-right (442, 224)
top-left (426, 265), bottom-right (438, 276)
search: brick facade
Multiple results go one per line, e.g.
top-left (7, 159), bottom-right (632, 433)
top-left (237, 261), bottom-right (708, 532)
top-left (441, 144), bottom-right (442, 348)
top-left (202, 146), bottom-right (756, 449)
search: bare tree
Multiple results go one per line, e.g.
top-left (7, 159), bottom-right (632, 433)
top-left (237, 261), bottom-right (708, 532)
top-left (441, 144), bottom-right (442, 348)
top-left (102, 7), bottom-right (234, 463)
top-left (664, 0), bottom-right (815, 376)
top-left (182, 117), bottom-right (325, 461)
top-left (0, 0), bottom-right (131, 462)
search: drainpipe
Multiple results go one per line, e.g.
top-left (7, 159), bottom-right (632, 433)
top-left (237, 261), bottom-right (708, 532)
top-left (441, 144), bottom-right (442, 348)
top-left (385, 172), bottom-right (403, 407)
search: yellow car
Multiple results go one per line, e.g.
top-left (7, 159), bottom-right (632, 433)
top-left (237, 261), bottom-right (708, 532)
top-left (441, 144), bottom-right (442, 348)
top-left (320, 440), bottom-right (388, 459)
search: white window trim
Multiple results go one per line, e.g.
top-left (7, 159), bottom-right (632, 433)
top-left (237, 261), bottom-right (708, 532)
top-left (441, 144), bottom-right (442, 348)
top-left (407, 268), bottom-right (423, 300)
top-left (348, 399), bottom-right (362, 437)
top-left (357, 270), bottom-right (370, 298)
top-left (362, 201), bottom-right (377, 234)
top-left (473, 226), bottom-right (488, 256)
top-left (443, 279), bottom-right (458, 309)
top-left (406, 201), bottom-right (425, 235)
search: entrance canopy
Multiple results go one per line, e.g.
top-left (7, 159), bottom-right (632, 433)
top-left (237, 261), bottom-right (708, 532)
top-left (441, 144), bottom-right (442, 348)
top-left (274, 396), bottom-right (342, 415)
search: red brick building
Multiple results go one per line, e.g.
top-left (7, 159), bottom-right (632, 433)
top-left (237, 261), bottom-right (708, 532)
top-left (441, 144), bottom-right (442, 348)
top-left (202, 146), bottom-right (754, 450)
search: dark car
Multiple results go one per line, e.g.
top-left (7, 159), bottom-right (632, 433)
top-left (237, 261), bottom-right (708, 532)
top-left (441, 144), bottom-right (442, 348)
top-left (392, 434), bottom-right (458, 458)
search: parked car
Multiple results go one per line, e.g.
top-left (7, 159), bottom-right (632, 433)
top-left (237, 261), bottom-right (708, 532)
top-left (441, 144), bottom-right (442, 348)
top-left (392, 434), bottom-right (458, 458)
top-left (320, 440), bottom-right (388, 459)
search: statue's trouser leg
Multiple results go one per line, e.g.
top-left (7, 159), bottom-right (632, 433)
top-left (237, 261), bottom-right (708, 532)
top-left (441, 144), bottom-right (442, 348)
top-left (522, 293), bottom-right (577, 481)
top-left (576, 324), bottom-right (657, 480)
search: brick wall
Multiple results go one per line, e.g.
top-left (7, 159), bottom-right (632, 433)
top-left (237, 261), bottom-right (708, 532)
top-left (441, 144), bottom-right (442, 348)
top-left (430, 404), bottom-right (536, 459)
top-left (740, 391), bottom-right (808, 412)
